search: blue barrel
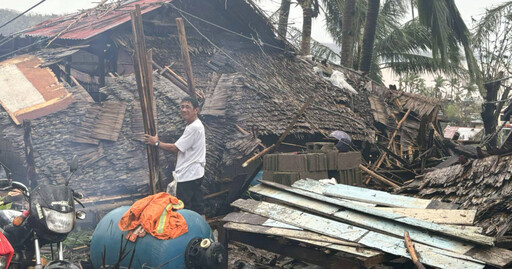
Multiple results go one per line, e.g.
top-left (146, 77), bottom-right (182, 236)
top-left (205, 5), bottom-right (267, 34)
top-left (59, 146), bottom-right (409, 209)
top-left (90, 206), bottom-right (212, 269)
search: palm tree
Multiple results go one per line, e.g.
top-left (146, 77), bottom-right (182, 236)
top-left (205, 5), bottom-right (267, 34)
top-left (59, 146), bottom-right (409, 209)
top-left (341, 0), bottom-right (356, 66)
top-left (448, 77), bottom-right (460, 99)
top-left (432, 75), bottom-right (446, 98)
top-left (297, 0), bottom-right (320, 55)
top-left (359, 0), bottom-right (380, 74)
top-left (277, 0), bottom-right (292, 39)
top-left (319, 0), bottom-right (462, 82)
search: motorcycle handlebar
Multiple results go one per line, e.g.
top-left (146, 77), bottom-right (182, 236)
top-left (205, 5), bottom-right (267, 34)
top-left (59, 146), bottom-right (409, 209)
top-left (0, 180), bottom-right (30, 196)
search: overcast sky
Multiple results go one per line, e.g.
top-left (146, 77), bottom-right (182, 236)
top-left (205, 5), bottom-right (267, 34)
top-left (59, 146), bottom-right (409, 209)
top-left (0, 0), bottom-right (508, 43)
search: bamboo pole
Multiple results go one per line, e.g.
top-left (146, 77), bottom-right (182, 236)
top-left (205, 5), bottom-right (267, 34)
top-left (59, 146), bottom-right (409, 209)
top-left (176, 18), bottom-right (198, 100)
top-left (151, 61), bottom-right (191, 96)
top-left (404, 231), bottom-right (426, 269)
top-left (359, 164), bottom-right (400, 188)
top-left (131, 5), bottom-right (160, 194)
top-left (242, 96), bottom-right (314, 167)
top-left (365, 109), bottom-right (411, 184)
top-left (235, 124), bottom-right (266, 149)
top-left (373, 108), bottom-right (411, 169)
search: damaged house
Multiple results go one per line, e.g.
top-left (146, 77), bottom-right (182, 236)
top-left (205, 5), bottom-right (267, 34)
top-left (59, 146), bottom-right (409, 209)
top-left (0, 0), bottom-right (450, 213)
top-left (5, 0), bottom-right (511, 268)
top-left (0, 0), bottom-right (379, 209)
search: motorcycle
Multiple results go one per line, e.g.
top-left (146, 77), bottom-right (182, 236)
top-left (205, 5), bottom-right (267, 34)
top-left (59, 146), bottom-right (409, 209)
top-left (0, 156), bottom-right (86, 269)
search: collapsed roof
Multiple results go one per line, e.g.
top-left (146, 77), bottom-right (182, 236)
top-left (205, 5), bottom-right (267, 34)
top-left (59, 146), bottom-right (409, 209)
top-left (0, 0), bottom-right (439, 202)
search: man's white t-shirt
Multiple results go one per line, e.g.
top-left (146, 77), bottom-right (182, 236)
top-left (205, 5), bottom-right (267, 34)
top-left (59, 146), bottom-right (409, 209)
top-left (174, 118), bottom-right (206, 182)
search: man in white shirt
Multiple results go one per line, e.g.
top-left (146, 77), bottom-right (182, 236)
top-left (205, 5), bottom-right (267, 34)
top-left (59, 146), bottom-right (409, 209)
top-left (143, 97), bottom-right (206, 215)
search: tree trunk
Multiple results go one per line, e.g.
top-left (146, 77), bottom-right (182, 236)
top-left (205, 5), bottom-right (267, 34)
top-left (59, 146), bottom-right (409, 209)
top-left (278, 0), bottom-right (291, 40)
top-left (359, 0), bottom-right (380, 74)
top-left (481, 80), bottom-right (501, 149)
top-left (301, 1), bottom-right (313, 55)
top-left (341, 0), bottom-right (356, 67)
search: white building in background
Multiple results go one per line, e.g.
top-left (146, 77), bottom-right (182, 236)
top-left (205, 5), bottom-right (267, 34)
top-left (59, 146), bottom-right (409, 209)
top-left (444, 125), bottom-right (483, 141)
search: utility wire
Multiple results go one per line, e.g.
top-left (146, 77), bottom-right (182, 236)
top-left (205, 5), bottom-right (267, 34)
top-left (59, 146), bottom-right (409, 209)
top-left (169, 3), bottom-right (263, 80)
top-left (0, 0), bottom-right (47, 30)
top-left (166, 3), bottom-right (287, 52)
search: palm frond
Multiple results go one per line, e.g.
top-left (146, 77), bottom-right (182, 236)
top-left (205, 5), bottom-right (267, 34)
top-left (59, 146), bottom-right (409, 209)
top-left (380, 53), bottom-right (464, 75)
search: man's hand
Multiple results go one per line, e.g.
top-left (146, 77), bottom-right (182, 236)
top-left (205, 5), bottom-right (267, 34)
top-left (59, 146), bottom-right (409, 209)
top-left (143, 134), bottom-right (159, 145)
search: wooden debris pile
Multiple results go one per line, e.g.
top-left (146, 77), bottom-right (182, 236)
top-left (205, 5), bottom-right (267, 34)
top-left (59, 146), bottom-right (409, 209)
top-left (399, 154), bottom-right (512, 238)
top-left (222, 179), bottom-right (512, 268)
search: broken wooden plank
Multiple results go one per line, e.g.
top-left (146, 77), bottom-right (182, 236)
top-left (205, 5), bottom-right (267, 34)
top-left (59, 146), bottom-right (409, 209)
top-left (224, 222), bottom-right (366, 250)
top-left (293, 179), bottom-right (431, 208)
top-left (259, 181), bottom-right (494, 246)
top-left (251, 184), bottom-right (475, 254)
top-left (376, 208), bottom-right (476, 225)
top-left (222, 212), bottom-right (301, 230)
top-left (231, 199), bottom-right (484, 269)
top-left (226, 229), bottom-right (362, 269)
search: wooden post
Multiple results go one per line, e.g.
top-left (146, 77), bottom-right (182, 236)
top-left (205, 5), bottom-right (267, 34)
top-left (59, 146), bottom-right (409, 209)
top-left (131, 5), bottom-right (161, 193)
top-left (175, 18), bottom-right (197, 99)
top-left (23, 120), bottom-right (38, 189)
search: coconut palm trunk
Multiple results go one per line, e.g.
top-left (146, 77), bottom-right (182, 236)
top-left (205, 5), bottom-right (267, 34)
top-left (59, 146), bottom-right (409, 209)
top-left (359, 0), bottom-right (380, 73)
top-left (300, 0), bottom-right (313, 55)
top-left (341, 0), bottom-right (356, 67)
top-left (278, 0), bottom-right (292, 39)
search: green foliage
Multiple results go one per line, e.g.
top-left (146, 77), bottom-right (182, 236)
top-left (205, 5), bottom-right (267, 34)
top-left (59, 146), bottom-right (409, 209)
top-left (444, 103), bottom-right (462, 122)
top-left (318, 0), bottom-right (465, 82)
top-left (0, 9), bottom-right (57, 36)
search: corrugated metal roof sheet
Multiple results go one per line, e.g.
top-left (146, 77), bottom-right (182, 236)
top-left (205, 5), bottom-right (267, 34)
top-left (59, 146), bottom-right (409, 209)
top-left (0, 55), bottom-right (73, 125)
top-left (23, 0), bottom-right (172, 40)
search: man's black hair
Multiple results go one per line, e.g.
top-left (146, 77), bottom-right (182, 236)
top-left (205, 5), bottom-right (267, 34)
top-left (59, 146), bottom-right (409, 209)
top-left (181, 96), bottom-right (199, 109)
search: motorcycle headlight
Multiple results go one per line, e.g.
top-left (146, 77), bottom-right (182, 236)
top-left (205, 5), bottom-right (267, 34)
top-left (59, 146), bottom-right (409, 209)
top-left (0, 255), bottom-right (8, 269)
top-left (42, 208), bottom-right (74, 233)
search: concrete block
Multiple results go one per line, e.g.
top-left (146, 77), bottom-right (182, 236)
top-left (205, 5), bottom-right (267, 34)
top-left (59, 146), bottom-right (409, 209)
top-left (273, 171), bottom-right (301, 186)
top-left (337, 151), bottom-right (361, 169)
top-left (330, 168), bottom-right (362, 186)
top-left (263, 154), bottom-right (278, 171)
top-left (262, 170), bottom-right (274, 181)
top-left (326, 151), bottom-right (338, 170)
top-left (306, 153), bottom-right (327, 171)
top-left (299, 171), bottom-right (328, 180)
top-left (277, 153), bottom-right (307, 172)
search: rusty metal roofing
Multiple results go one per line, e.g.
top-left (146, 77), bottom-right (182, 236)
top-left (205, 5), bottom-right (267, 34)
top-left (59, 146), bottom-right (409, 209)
top-left (0, 55), bottom-right (73, 125)
top-left (23, 0), bottom-right (172, 40)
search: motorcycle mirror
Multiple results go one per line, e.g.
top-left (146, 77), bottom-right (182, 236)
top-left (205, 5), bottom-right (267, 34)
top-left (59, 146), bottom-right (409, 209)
top-left (70, 155), bottom-right (79, 173)
top-left (0, 179), bottom-right (11, 189)
top-left (76, 210), bottom-right (86, 220)
top-left (73, 191), bottom-right (84, 199)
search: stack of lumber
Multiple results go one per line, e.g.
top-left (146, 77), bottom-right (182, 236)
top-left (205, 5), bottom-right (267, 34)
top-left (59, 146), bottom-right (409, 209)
top-left (225, 179), bottom-right (512, 268)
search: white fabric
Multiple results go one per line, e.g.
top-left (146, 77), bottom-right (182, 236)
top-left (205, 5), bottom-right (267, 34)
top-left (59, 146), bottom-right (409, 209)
top-left (329, 70), bottom-right (358, 94)
top-left (174, 118), bottom-right (206, 182)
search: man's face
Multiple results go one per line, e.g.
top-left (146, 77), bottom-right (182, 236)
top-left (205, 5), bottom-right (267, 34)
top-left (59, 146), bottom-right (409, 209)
top-left (180, 101), bottom-right (198, 123)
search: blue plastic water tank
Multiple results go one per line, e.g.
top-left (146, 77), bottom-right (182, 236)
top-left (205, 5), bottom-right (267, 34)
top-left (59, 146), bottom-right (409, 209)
top-left (90, 206), bottom-right (213, 269)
